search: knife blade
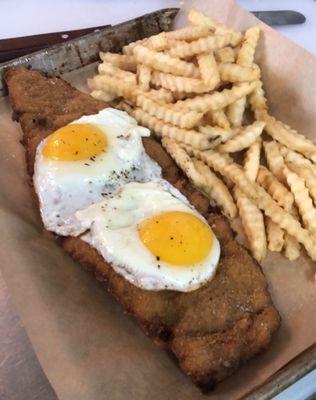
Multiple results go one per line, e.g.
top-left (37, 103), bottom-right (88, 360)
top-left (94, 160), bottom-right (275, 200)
top-left (251, 10), bottom-right (306, 26)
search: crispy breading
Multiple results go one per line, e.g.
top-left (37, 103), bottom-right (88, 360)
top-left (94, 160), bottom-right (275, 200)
top-left (5, 68), bottom-right (105, 175)
top-left (5, 68), bottom-right (280, 391)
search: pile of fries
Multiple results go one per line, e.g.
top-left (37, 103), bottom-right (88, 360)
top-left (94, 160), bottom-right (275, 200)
top-left (88, 8), bottom-right (316, 263)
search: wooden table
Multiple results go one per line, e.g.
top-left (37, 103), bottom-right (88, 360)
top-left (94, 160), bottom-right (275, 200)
top-left (0, 271), bottom-right (57, 400)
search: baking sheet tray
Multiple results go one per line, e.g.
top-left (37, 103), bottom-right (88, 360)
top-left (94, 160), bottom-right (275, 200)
top-left (0, 2), bottom-right (315, 399)
top-left (0, 8), bottom-right (178, 96)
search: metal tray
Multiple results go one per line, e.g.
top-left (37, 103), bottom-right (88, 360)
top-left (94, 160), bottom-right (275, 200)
top-left (0, 7), bottom-right (314, 399)
top-left (0, 8), bottom-right (178, 96)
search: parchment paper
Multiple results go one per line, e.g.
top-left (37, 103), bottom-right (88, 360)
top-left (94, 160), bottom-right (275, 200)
top-left (0, 1), bottom-right (315, 399)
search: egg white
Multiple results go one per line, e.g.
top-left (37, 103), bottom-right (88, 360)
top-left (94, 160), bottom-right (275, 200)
top-left (75, 180), bottom-right (220, 292)
top-left (33, 108), bottom-right (161, 236)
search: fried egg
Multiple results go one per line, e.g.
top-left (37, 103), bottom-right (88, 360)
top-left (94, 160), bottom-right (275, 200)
top-left (75, 180), bottom-right (220, 291)
top-left (33, 108), bottom-right (161, 236)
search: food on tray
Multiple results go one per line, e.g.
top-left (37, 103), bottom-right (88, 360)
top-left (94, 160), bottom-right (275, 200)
top-left (88, 7), bottom-right (316, 263)
top-left (256, 166), bottom-right (294, 211)
top-left (9, 5), bottom-right (316, 391)
top-left (162, 137), bottom-right (237, 218)
top-left (283, 166), bottom-right (316, 235)
top-left (234, 187), bottom-right (267, 262)
top-left (234, 139), bottom-right (267, 263)
top-left (181, 145), bottom-right (316, 260)
top-left (287, 162), bottom-right (316, 205)
top-left (34, 109), bottom-right (161, 235)
top-left (266, 217), bottom-right (285, 252)
top-left (284, 231), bottom-right (301, 261)
top-left (216, 121), bottom-right (265, 153)
top-left (74, 180), bottom-right (220, 291)
top-left (5, 65), bottom-right (280, 390)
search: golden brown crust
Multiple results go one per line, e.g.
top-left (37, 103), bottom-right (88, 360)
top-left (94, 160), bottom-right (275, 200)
top-left (5, 68), bottom-right (105, 175)
top-left (5, 68), bottom-right (280, 390)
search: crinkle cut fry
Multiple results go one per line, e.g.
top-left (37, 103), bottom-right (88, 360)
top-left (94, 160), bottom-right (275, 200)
top-left (165, 25), bottom-right (210, 41)
top-left (237, 26), bottom-right (260, 67)
top-left (248, 79), bottom-right (268, 115)
top-left (258, 112), bottom-right (316, 163)
top-left (257, 166), bottom-right (294, 211)
top-left (236, 139), bottom-right (266, 261)
top-left (179, 145), bottom-right (316, 260)
top-left (161, 136), bottom-right (209, 189)
top-left (287, 162), bottom-right (316, 205)
top-left (198, 125), bottom-right (235, 143)
top-left (227, 26), bottom-right (260, 127)
top-left (261, 143), bottom-right (300, 256)
top-left (234, 187), bottom-right (267, 261)
top-left (151, 71), bottom-right (211, 94)
top-left (88, 74), bottom-right (137, 101)
top-left (122, 33), bottom-right (169, 55)
top-left (193, 159), bottom-right (237, 218)
top-left (136, 95), bottom-right (203, 129)
top-left (218, 63), bottom-right (260, 83)
top-left (256, 164), bottom-right (291, 253)
top-left (174, 81), bottom-right (256, 113)
top-left (99, 51), bottom-right (137, 72)
top-left (188, 7), bottom-right (242, 46)
top-left (284, 232), bottom-right (301, 260)
top-left (122, 38), bottom-right (146, 55)
top-left (137, 64), bottom-right (151, 92)
top-left (281, 146), bottom-right (316, 177)
top-left (141, 88), bottom-right (174, 104)
top-left (168, 34), bottom-right (237, 59)
top-left (206, 109), bottom-right (230, 129)
top-left (215, 47), bottom-right (235, 63)
top-left (132, 108), bottom-right (219, 150)
top-left (133, 44), bottom-right (200, 78)
top-left (263, 141), bottom-right (286, 183)
top-left (161, 138), bottom-right (237, 218)
top-left (243, 140), bottom-right (261, 182)
top-left (145, 32), bottom-right (169, 51)
top-left (90, 89), bottom-right (116, 102)
top-left (225, 163), bottom-right (315, 259)
top-left (217, 121), bottom-right (265, 153)
top-left (283, 206), bottom-right (301, 260)
top-left (197, 53), bottom-right (220, 90)
top-left (266, 217), bottom-right (285, 252)
top-left (243, 141), bottom-right (281, 255)
top-left (98, 62), bottom-right (137, 84)
top-left (226, 96), bottom-right (247, 128)
top-left (283, 166), bottom-right (316, 235)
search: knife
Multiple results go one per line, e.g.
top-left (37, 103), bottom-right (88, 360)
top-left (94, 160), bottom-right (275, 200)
top-left (251, 10), bottom-right (306, 26)
top-left (0, 25), bottom-right (110, 63)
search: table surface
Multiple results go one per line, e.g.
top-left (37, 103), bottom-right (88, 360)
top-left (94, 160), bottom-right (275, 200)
top-left (0, 1), bottom-right (315, 400)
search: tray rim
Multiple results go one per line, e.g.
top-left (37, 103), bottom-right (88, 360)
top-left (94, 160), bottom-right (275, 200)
top-left (241, 343), bottom-right (316, 399)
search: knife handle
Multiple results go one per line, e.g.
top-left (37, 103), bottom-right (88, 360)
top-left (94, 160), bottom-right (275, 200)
top-left (0, 25), bottom-right (110, 63)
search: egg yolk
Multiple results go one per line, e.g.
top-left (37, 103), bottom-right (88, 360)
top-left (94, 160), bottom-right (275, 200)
top-left (43, 123), bottom-right (107, 161)
top-left (138, 211), bottom-right (213, 266)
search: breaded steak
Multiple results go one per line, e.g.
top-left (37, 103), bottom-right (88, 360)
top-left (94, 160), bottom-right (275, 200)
top-left (5, 68), bottom-right (280, 390)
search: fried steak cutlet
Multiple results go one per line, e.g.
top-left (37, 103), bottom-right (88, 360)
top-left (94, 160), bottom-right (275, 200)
top-left (5, 68), bottom-right (280, 390)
